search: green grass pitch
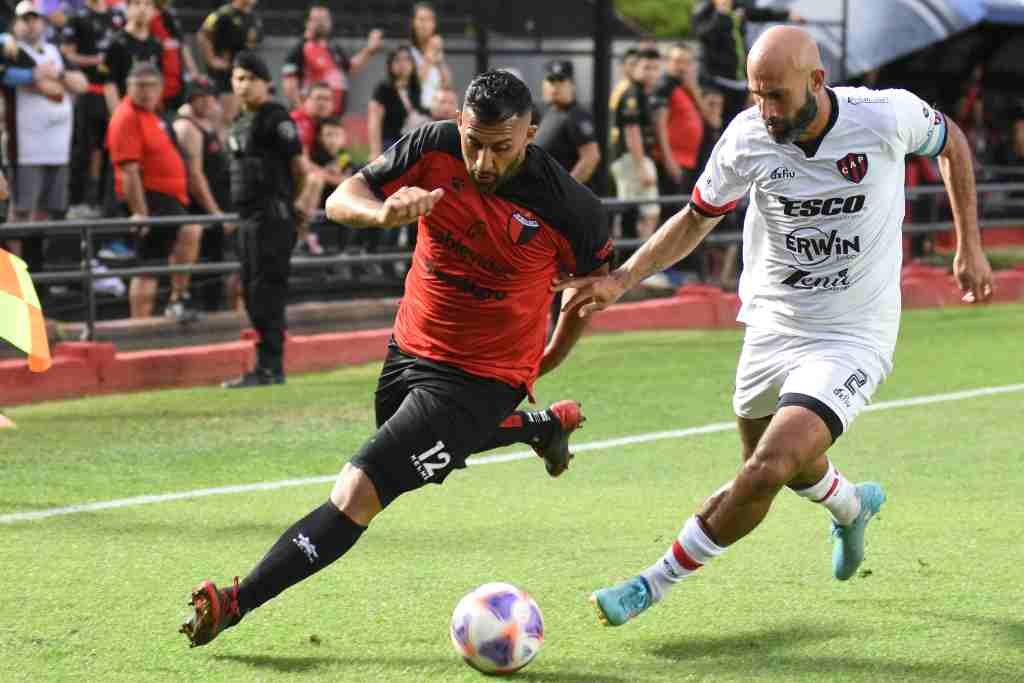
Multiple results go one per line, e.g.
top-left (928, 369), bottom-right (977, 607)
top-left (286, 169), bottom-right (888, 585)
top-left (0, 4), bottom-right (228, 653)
top-left (2, 303), bottom-right (1023, 681)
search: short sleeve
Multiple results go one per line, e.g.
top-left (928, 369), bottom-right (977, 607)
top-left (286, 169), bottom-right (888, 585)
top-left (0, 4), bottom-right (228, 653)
top-left (200, 10), bottom-right (219, 33)
top-left (567, 109), bottom-right (597, 148)
top-left (266, 107), bottom-right (303, 160)
top-left (107, 106), bottom-right (142, 164)
top-left (559, 193), bottom-right (612, 276)
top-left (615, 87), bottom-right (644, 128)
top-left (648, 79), bottom-right (673, 113)
top-left (371, 81), bottom-right (390, 104)
top-left (690, 124), bottom-right (751, 217)
top-left (281, 40), bottom-right (302, 77)
top-left (888, 89), bottom-right (948, 158)
top-left (360, 121), bottom-right (458, 199)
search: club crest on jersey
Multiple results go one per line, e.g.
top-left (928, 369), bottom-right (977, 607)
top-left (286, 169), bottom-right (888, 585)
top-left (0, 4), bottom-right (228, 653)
top-left (837, 153), bottom-right (869, 184)
top-left (507, 211), bottom-right (541, 245)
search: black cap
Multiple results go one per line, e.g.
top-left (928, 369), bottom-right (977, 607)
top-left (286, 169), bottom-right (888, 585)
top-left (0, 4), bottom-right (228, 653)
top-left (233, 50), bottom-right (272, 82)
top-left (545, 60), bottom-right (574, 81)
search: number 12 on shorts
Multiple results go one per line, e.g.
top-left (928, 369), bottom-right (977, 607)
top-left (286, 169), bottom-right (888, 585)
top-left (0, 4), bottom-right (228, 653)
top-left (410, 440), bottom-right (452, 481)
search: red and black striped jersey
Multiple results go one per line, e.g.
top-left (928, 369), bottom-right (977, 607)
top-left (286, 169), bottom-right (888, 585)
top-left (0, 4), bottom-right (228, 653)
top-left (361, 121), bottom-right (613, 392)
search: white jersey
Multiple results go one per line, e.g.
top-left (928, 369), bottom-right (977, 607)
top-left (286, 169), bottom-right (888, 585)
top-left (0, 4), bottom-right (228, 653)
top-left (15, 40), bottom-right (73, 166)
top-left (693, 86), bottom-right (948, 354)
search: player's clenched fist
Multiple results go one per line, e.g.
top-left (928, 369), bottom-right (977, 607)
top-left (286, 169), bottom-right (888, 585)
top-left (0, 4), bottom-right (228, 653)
top-left (376, 186), bottom-right (445, 228)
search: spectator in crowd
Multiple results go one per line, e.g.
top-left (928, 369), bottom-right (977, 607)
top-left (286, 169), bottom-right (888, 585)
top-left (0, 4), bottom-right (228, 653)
top-left (174, 79), bottom-right (233, 310)
top-left (151, 0), bottom-right (202, 112)
top-left (535, 59), bottom-right (600, 188)
top-left (5, 1), bottom-right (88, 273)
top-left (955, 64), bottom-right (987, 158)
top-left (651, 44), bottom-right (704, 219)
top-left (290, 80), bottom-right (333, 154)
top-left (281, 4), bottom-right (382, 116)
top-left (692, 0), bottom-right (801, 124)
top-left (62, 0), bottom-right (125, 219)
top-left (429, 85), bottom-right (457, 121)
top-left (610, 47), bottom-right (661, 240)
top-left (608, 47), bottom-right (639, 162)
top-left (290, 81), bottom-right (334, 254)
top-left (694, 85), bottom-right (739, 289)
top-left (102, 0), bottom-right (161, 114)
top-left (295, 115), bottom-right (354, 256)
top-left (366, 44), bottom-right (429, 275)
top-left (408, 2), bottom-right (451, 111)
top-left (198, 0), bottom-right (261, 128)
top-left (222, 51), bottom-right (306, 388)
top-left (107, 63), bottom-right (199, 320)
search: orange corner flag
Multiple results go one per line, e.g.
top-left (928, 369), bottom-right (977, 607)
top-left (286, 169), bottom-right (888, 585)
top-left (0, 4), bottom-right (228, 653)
top-left (0, 248), bottom-right (51, 372)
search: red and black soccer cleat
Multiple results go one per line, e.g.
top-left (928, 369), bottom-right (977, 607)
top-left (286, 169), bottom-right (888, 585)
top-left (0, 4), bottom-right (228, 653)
top-left (179, 578), bottom-right (241, 648)
top-left (533, 400), bottom-right (586, 477)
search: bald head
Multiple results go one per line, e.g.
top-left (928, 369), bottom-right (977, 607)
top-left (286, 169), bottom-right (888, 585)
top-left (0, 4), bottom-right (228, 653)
top-left (744, 27), bottom-right (830, 144)
top-left (747, 26), bottom-right (823, 82)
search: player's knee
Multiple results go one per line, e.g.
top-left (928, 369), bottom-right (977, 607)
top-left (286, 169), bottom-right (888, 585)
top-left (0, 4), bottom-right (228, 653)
top-left (740, 445), bottom-right (801, 496)
top-left (329, 464), bottom-right (382, 526)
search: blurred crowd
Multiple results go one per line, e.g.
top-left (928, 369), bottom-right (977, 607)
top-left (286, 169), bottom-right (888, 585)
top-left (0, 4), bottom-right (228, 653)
top-left (0, 0), bottom-right (1016, 323)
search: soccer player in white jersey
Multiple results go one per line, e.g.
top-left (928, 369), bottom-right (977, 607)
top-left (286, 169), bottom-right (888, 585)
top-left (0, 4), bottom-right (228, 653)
top-left (556, 26), bottom-right (994, 626)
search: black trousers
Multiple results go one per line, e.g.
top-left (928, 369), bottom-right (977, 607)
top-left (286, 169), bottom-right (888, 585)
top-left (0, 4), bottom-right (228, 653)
top-left (240, 205), bottom-right (297, 374)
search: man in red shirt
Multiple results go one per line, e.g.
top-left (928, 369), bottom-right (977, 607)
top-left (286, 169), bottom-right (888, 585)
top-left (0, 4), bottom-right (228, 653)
top-left (289, 80), bottom-right (333, 153)
top-left (652, 44), bottom-right (705, 221)
top-left (281, 4), bottom-right (382, 116)
top-left (107, 62), bottom-right (200, 320)
top-left (180, 71), bottom-right (613, 648)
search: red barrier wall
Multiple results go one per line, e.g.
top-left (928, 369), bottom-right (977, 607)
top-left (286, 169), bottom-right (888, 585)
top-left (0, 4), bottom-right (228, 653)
top-left (2, 271), bottom-right (1022, 406)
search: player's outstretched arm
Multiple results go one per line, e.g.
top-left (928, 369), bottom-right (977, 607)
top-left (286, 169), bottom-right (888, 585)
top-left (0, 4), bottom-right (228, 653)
top-left (937, 117), bottom-right (993, 303)
top-left (554, 205), bottom-right (723, 317)
top-left (325, 173), bottom-right (444, 230)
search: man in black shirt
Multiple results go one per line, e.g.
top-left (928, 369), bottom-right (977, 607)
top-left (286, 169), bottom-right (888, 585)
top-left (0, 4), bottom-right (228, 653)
top-left (198, 0), bottom-right (261, 127)
top-left (535, 60), bottom-right (600, 188)
top-left (102, 0), bottom-right (161, 113)
top-left (611, 47), bottom-right (661, 238)
top-left (222, 52), bottom-right (306, 389)
top-left (62, 0), bottom-right (125, 215)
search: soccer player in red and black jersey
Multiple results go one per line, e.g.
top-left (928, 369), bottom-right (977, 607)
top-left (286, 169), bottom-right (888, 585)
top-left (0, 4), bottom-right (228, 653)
top-left (180, 70), bottom-right (614, 648)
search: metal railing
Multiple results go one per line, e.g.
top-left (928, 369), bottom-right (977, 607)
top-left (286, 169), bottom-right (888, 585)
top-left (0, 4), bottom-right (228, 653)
top-left (2, 187), bottom-right (1022, 341)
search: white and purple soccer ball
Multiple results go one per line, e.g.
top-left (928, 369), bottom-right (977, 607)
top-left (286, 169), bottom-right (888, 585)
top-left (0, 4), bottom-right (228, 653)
top-left (449, 582), bottom-right (544, 675)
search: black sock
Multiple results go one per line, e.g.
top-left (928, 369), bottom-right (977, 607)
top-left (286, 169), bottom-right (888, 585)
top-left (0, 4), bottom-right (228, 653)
top-left (237, 501), bottom-right (366, 615)
top-left (477, 409), bottom-right (557, 451)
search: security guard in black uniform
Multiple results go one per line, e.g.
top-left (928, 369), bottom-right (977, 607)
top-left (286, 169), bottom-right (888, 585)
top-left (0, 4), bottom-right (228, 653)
top-left (223, 51), bottom-right (306, 389)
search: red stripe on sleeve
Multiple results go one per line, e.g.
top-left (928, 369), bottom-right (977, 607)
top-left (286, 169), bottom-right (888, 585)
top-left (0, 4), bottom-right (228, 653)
top-left (671, 540), bottom-right (703, 571)
top-left (691, 185), bottom-right (738, 217)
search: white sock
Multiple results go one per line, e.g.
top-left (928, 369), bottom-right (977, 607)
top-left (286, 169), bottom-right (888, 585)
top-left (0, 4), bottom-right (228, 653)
top-left (792, 459), bottom-right (861, 525)
top-left (640, 516), bottom-right (726, 603)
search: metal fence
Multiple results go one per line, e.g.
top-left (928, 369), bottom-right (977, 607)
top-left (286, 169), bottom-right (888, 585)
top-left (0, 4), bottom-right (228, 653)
top-left (2, 184), bottom-right (1022, 341)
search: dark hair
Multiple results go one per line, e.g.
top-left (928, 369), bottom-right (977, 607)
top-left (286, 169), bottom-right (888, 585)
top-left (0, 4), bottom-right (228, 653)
top-left (386, 45), bottom-right (423, 107)
top-left (320, 115), bottom-right (344, 128)
top-left (637, 48), bottom-right (661, 61)
top-left (463, 70), bottom-right (533, 124)
top-left (409, 2), bottom-right (436, 50)
top-left (622, 48), bottom-right (639, 63)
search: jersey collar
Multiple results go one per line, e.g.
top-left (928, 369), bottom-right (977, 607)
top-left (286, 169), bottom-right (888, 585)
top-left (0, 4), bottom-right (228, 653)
top-left (792, 87), bottom-right (839, 159)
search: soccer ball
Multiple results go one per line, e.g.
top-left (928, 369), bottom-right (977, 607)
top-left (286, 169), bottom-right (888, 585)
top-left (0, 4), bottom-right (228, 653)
top-left (449, 582), bottom-right (544, 675)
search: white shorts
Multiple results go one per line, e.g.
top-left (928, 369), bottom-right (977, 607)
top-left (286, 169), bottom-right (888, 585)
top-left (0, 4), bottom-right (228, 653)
top-left (610, 154), bottom-right (660, 219)
top-left (732, 327), bottom-right (893, 439)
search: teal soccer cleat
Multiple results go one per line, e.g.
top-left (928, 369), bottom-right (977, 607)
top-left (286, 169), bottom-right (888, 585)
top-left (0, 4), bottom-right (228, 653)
top-left (590, 576), bottom-right (653, 626)
top-left (832, 482), bottom-right (886, 581)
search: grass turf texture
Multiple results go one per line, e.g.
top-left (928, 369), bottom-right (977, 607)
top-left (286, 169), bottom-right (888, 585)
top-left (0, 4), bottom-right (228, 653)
top-left (2, 304), bottom-right (1023, 681)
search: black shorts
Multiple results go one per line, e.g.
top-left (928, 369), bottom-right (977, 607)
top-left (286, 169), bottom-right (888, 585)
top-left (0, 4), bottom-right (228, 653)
top-left (133, 191), bottom-right (188, 262)
top-left (350, 339), bottom-right (526, 507)
top-left (75, 91), bottom-right (109, 158)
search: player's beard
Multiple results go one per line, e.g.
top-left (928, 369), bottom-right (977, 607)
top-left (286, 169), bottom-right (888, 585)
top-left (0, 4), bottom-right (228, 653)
top-left (765, 87), bottom-right (819, 144)
top-left (470, 153), bottom-right (526, 194)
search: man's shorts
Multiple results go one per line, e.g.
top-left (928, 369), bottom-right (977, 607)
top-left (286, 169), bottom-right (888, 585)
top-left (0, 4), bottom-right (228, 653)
top-left (133, 191), bottom-right (188, 262)
top-left (74, 91), bottom-right (109, 159)
top-left (13, 164), bottom-right (69, 213)
top-left (733, 326), bottom-right (893, 441)
top-left (610, 154), bottom-right (660, 220)
top-left (350, 339), bottom-right (526, 507)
